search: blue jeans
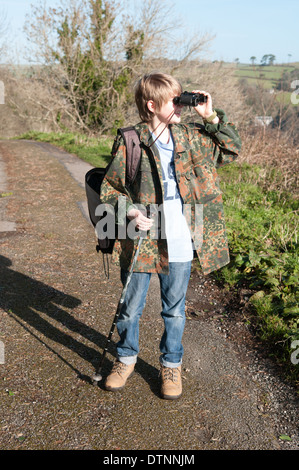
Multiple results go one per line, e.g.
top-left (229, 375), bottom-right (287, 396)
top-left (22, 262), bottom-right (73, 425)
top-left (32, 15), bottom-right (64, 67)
top-left (116, 261), bottom-right (192, 368)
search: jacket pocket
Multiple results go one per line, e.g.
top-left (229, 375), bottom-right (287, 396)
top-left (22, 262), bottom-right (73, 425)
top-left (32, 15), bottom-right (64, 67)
top-left (185, 161), bottom-right (222, 204)
top-left (131, 157), bottom-right (159, 205)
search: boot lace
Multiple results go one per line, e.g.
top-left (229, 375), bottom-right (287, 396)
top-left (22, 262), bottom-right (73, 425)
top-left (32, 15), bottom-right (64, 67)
top-left (161, 366), bottom-right (180, 384)
top-left (112, 361), bottom-right (129, 376)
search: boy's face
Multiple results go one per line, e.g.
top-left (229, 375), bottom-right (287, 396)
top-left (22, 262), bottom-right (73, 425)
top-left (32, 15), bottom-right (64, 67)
top-left (148, 95), bottom-right (183, 125)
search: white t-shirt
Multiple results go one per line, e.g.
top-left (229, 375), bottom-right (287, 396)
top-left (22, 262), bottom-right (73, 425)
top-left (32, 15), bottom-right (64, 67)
top-left (153, 133), bottom-right (193, 262)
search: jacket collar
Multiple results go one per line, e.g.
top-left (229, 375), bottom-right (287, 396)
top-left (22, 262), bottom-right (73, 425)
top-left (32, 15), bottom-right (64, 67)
top-left (134, 122), bottom-right (188, 153)
top-left (134, 122), bottom-right (155, 148)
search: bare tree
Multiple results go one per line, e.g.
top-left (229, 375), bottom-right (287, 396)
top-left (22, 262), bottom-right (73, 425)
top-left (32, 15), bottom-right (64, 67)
top-left (22, 0), bottom-right (214, 135)
top-left (23, 0), bottom-right (122, 133)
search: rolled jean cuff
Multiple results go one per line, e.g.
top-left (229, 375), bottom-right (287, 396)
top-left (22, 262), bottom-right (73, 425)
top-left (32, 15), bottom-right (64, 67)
top-left (159, 356), bottom-right (182, 369)
top-left (118, 355), bottom-right (137, 366)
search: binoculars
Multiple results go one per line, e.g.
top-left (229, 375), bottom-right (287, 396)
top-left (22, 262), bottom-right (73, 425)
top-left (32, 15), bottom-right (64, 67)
top-left (173, 91), bottom-right (207, 106)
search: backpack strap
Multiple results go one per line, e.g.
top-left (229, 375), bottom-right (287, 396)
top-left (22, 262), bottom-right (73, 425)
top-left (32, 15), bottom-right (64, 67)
top-left (117, 126), bottom-right (141, 189)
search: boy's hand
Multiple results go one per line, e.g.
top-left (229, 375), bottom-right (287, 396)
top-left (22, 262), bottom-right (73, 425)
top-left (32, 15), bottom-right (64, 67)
top-left (127, 208), bottom-right (153, 232)
top-left (192, 90), bottom-right (219, 123)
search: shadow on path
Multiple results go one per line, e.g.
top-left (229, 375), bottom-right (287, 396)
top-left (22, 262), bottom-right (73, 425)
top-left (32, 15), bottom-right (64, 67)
top-left (0, 255), bottom-right (160, 395)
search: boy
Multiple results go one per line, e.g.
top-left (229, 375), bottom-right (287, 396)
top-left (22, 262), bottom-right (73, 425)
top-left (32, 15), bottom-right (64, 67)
top-left (100, 72), bottom-right (241, 399)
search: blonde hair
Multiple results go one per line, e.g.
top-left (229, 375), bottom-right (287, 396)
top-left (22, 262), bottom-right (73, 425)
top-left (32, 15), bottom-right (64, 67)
top-left (134, 72), bottom-right (182, 122)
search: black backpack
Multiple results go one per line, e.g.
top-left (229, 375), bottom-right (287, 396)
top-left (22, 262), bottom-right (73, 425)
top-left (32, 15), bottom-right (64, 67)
top-left (85, 126), bottom-right (141, 255)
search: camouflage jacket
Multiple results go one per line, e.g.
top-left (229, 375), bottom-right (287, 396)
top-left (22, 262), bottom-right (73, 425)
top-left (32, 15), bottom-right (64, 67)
top-left (100, 109), bottom-right (241, 275)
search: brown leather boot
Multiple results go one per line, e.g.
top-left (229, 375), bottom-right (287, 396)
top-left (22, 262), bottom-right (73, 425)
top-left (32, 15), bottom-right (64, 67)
top-left (105, 360), bottom-right (135, 391)
top-left (160, 365), bottom-right (182, 400)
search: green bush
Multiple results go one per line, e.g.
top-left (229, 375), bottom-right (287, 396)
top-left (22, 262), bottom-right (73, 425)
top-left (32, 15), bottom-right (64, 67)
top-left (215, 162), bottom-right (298, 380)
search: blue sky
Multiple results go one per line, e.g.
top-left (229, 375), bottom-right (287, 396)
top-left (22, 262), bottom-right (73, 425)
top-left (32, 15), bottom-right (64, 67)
top-left (175, 0), bottom-right (298, 64)
top-left (1, 0), bottom-right (298, 64)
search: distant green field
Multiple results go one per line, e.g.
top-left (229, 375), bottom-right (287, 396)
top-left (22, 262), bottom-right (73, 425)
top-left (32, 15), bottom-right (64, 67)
top-left (234, 63), bottom-right (299, 89)
top-left (233, 63), bottom-right (299, 105)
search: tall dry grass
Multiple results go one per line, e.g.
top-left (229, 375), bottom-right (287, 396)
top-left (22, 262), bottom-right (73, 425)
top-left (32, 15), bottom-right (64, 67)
top-left (238, 127), bottom-right (298, 196)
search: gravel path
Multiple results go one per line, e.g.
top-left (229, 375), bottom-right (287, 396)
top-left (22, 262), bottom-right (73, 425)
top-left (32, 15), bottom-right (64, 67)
top-left (0, 139), bottom-right (298, 451)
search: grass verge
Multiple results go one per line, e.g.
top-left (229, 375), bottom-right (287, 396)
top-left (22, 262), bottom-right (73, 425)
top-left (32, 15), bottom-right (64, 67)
top-left (16, 130), bottom-right (113, 167)
top-left (215, 162), bottom-right (298, 382)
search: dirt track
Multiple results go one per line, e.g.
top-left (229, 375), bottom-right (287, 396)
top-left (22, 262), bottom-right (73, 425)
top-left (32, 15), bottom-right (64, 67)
top-left (0, 139), bottom-right (298, 451)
